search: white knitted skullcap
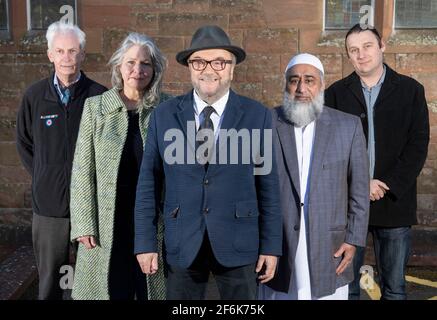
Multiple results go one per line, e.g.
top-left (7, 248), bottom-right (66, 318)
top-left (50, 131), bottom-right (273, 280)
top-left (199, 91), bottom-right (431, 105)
top-left (285, 53), bottom-right (324, 75)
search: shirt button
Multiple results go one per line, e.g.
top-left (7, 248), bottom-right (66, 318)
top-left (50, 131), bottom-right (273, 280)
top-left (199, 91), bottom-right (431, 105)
top-left (204, 208), bottom-right (209, 214)
top-left (294, 225), bottom-right (300, 231)
top-left (204, 179), bottom-right (209, 185)
top-left (300, 203), bottom-right (304, 207)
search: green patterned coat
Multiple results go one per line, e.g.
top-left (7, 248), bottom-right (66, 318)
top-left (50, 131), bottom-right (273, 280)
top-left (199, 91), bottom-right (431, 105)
top-left (70, 88), bottom-right (170, 300)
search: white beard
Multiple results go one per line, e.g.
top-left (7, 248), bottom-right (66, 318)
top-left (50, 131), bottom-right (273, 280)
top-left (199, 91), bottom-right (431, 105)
top-left (282, 91), bottom-right (324, 127)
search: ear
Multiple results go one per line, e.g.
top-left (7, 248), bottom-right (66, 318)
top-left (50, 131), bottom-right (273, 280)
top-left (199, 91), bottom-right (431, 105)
top-left (229, 63), bottom-right (235, 81)
top-left (47, 49), bottom-right (54, 63)
top-left (78, 49), bottom-right (86, 63)
top-left (380, 40), bottom-right (386, 53)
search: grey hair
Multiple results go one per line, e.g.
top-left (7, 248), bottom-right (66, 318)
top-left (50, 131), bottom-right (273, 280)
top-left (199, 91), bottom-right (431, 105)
top-left (46, 21), bottom-right (86, 50)
top-left (108, 32), bottom-right (167, 108)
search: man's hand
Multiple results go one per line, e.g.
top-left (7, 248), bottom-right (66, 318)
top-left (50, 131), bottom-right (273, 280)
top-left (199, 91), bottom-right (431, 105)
top-left (136, 253), bottom-right (159, 275)
top-left (256, 255), bottom-right (278, 284)
top-left (334, 243), bottom-right (356, 275)
top-left (370, 179), bottom-right (389, 201)
top-left (76, 235), bottom-right (97, 249)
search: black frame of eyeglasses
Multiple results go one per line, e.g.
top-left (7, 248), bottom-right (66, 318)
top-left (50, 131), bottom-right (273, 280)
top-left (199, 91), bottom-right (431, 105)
top-left (187, 59), bottom-right (233, 71)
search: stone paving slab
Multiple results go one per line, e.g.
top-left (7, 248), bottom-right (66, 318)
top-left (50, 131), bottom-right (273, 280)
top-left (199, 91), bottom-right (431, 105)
top-left (0, 245), bottom-right (16, 264)
top-left (0, 245), bottom-right (37, 300)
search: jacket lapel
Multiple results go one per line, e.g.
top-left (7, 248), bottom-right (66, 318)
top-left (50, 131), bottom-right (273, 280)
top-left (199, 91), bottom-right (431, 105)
top-left (207, 90), bottom-right (243, 175)
top-left (216, 90), bottom-right (243, 153)
top-left (218, 90), bottom-right (244, 132)
top-left (175, 91), bottom-right (196, 154)
top-left (374, 65), bottom-right (399, 108)
top-left (308, 109), bottom-right (332, 202)
top-left (139, 106), bottom-right (155, 147)
top-left (276, 111), bottom-right (301, 200)
top-left (345, 73), bottom-right (367, 113)
top-left (101, 88), bottom-right (126, 115)
top-left (98, 89), bottom-right (129, 163)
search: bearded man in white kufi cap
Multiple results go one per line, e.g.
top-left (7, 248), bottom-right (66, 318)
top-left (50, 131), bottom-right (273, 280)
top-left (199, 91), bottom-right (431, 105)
top-left (258, 53), bottom-right (370, 300)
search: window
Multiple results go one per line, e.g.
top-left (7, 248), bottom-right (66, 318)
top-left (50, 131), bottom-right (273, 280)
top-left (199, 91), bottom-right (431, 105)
top-left (27, 0), bottom-right (77, 30)
top-left (395, 0), bottom-right (437, 28)
top-left (325, 0), bottom-right (374, 30)
top-left (0, 0), bottom-right (10, 39)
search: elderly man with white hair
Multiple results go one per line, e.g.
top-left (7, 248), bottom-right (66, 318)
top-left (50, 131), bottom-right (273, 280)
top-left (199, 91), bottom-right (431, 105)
top-left (258, 53), bottom-right (370, 300)
top-left (16, 21), bottom-right (106, 299)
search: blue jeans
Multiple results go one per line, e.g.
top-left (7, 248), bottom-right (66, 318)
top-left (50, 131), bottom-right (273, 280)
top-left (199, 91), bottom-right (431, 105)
top-left (348, 245), bottom-right (365, 300)
top-left (349, 226), bottom-right (411, 300)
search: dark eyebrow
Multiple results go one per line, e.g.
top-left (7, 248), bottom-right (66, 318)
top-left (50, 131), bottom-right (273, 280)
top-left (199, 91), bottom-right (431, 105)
top-left (190, 56), bottom-right (229, 60)
top-left (289, 74), bottom-right (316, 79)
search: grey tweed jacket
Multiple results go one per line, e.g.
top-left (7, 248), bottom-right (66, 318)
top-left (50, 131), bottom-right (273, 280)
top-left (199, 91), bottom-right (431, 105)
top-left (267, 106), bottom-right (370, 298)
top-left (70, 88), bottom-right (171, 300)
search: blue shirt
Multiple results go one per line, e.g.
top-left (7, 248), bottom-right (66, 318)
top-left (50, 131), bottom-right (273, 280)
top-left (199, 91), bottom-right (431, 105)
top-left (361, 65), bottom-right (386, 178)
top-left (53, 73), bottom-right (81, 102)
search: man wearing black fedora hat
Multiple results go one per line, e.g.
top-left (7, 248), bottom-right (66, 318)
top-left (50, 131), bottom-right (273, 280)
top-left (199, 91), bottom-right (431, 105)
top-left (134, 25), bottom-right (282, 300)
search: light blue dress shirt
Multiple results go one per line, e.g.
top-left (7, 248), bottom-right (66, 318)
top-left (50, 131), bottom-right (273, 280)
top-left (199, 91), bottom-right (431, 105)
top-left (361, 65), bottom-right (386, 178)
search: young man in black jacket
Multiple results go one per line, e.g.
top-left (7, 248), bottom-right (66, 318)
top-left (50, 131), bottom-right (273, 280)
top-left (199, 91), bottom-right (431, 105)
top-left (16, 21), bottom-right (107, 300)
top-left (325, 24), bottom-right (429, 300)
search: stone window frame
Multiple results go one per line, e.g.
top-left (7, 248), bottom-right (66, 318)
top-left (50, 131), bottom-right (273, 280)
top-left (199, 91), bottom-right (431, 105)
top-left (26, 0), bottom-right (78, 31)
top-left (0, 0), bottom-right (11, 41)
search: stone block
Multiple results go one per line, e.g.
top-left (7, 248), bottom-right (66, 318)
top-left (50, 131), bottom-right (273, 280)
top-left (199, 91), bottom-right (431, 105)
top-left (158, 13), bottom-right (228, 36)
top-left (243, 28), bottom-right (298, 54)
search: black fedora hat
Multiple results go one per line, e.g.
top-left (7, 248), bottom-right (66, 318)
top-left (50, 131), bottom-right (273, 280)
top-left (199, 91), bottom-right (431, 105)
top-left (176, 25), bottom-right (246, 66)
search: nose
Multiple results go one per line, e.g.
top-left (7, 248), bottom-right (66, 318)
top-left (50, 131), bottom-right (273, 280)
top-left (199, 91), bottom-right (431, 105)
top-left (201, 61), bottom-right (216, 73)
top-left (61, 52), bottom-right (72, 60)
top-left (132, 63), bottom-right (142, 74)
top-left (296, 80), bottom-right (306, 94)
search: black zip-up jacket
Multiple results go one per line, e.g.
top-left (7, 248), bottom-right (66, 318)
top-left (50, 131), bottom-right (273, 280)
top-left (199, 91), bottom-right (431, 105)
top-left (16, 71), bottom-right (107, 218)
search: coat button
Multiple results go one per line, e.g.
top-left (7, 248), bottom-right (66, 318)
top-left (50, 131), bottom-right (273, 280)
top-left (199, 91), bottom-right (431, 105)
top-left (294, 225), bottom-right (300, 231)
top-left (360, 113), bottom-right (366, 118)
top-left (300, 203), bottom-right (304, 207)
top-left (204, 179), bottom-right (209, 185)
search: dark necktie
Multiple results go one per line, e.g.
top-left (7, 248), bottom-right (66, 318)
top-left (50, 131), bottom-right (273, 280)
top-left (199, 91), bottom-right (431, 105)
top-left (197, 106), bottom-right (215, 165)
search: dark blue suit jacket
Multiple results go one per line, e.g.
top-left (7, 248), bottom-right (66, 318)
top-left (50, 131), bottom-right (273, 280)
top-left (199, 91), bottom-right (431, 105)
top-left (134, 89), bottom-right (282, 268)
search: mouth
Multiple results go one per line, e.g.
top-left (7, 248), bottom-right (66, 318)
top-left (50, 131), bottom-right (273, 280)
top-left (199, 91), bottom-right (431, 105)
top-left (295, 96), bottom-right (311, 102)
top-left (200, 75), bottom-right (219, 82)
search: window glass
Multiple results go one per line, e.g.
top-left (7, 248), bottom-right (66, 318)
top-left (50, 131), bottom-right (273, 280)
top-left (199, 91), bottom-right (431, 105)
top-left (395, 0), bottom-right (437, 28)
top-left (325, 0), bottom-right (372, 29)
top-left (29, 0), bottom-right (76, 30)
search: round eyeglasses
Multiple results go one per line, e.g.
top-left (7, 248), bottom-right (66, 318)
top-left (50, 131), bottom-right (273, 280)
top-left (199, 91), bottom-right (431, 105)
top-left (188, 59), bottom-right (233, 71)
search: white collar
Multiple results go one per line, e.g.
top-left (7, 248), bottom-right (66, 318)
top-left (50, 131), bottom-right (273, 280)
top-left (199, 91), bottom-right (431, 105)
top-left (193, 89), bottom-right (229, 117)
top-left (294, 120), bottom-right (315, 134)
